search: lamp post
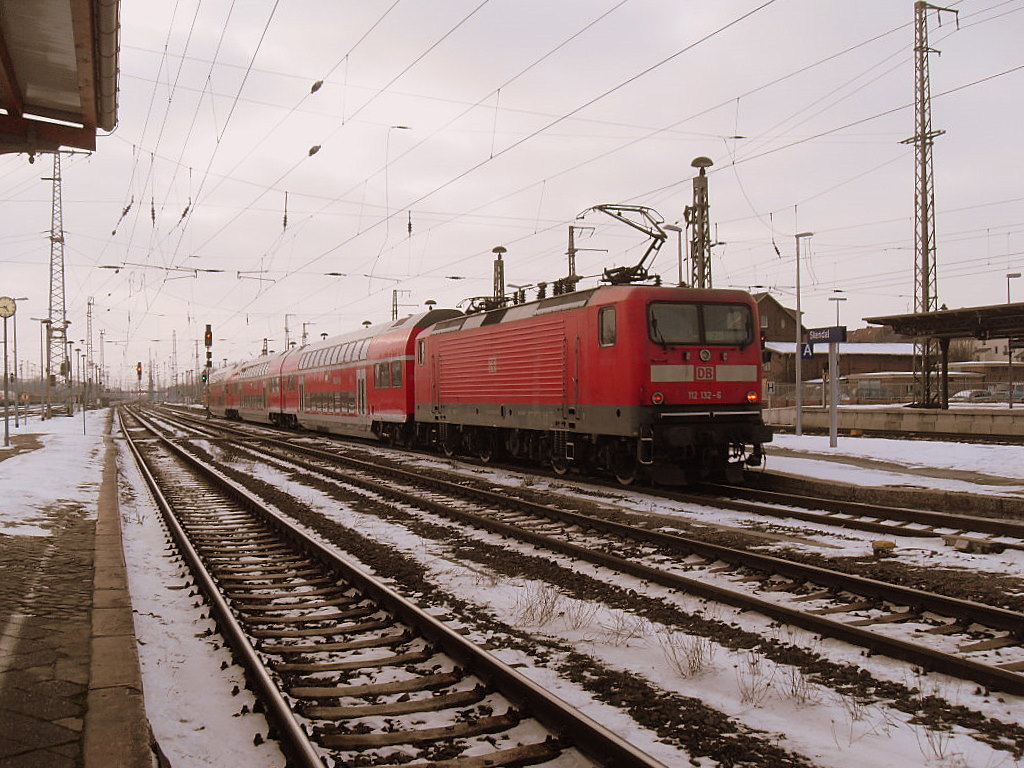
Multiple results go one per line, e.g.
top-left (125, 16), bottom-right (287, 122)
top-left (1008, 272), bottom-right (1021, 409)
top-left (10, 297), bottom-right (27, 426)
top-left (794, 232), bottom-right (813, 435)
top-left (662, 223), bottom-right (684, 286)
top-left (31, 318), bottom-right (50, 419)
top-left (827, 293), bottom-right (848, 443)
top-left (0, 296), bottom-right (15, 446)
top-left (284, 314), bottom-right (294, 349)
top-left (828, 293), bottom-right (847, 326)
top-left (376, 124), bottom-right (410, 275)
top-left (384, 125), bottom-right (409, 218)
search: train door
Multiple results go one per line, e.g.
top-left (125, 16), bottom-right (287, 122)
top-left (573, 335), bottom-right (581, 414)
top-left (559, 327), bottom-right (580, 422)
top-left (356, 368), bottom-right (367, 420)
top-left (431, 353), bottom-right (441, 414)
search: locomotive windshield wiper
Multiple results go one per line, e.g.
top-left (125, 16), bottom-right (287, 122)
top-left (650, 315), bottom-right (668, 346)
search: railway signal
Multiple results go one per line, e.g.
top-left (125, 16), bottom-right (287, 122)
top-left (204, 323), bottom-right (213, 377)
top-left (136, 361), bottom-right (142, 381)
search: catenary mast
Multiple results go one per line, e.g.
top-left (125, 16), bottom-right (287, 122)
top-left (46, 152), bottom-right (69, 415)
top-left (903, 1), bottom-right (957, 406)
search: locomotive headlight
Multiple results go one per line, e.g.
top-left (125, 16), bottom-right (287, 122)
top-left (651, 391), bottom-right (665, 405)
top-left (699, 349), bottom-right (711, 362)
top-left (746, 390), bottom-right (759, 403)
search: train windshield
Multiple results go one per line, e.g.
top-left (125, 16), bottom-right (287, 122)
top-left (648, 302), bottom-right (753, 346)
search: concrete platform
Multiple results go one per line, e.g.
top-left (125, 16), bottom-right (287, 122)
top-left (0, 415), bottom-right (157, 768)
top-left (765, 405), bottom-right (1024, 438)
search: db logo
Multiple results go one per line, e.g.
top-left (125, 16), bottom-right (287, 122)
top-left (696, 366), bottom-right (714, 380)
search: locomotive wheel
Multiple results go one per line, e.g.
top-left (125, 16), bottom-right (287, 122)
top-left (611, 454), bottom-right (640, 486)
top-left (440, 428), bottom-right (460, 457)
top-left (550, 454), bottom-right (571, 476)
top-left (477, 433), bottom-right (496, 463)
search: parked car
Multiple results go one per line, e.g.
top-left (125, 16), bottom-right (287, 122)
top-left (949, 389), bottom-right (995, 403)
top-left (998, 387), bottom-right (1024, 402)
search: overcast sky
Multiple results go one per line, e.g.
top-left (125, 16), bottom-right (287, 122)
top-left (2, 0), bottom-right (1023, 386)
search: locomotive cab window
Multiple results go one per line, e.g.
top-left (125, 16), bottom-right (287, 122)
top-left (598, 306), bottom-right (616, 346)
top-left (648, 302), bottom-right (753, 346)
top-left (649, 303), bottom-right (699, 345)
top-left (704, 304), bottom-right (753, 346)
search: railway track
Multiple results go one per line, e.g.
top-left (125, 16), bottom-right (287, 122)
top-left (159, 403), bottom-right (1024, 551)
top-left (148, 406), bottom-right (1024, 696)
top-left (674, 482), bottom-right (1024, 553)
top-left (119, 406), bottom-right (670, 768)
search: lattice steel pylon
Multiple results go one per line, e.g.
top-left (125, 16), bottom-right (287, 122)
top-left (45, 152), bottom-right (69, 416)
top-left (902, 1), bottom-right (957, 407)
top-left (684, 156), bottom-right (714, 289)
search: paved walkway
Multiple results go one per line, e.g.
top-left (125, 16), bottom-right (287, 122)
top-left (0, 415), bottom-right (156, 768)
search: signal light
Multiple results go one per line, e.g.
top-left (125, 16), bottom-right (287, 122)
top-left (204, 324), bottom-right (212, 347)
top-left (136, 361), bottom-right (142, 380)
top-left (201, 370), bottom-right (208, 383)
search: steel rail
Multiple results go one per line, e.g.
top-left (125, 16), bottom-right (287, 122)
top-left (706, 483), bottom-right (1024, 542)
top-left (163, 410), bottom-right (1024, 695)
top-left (180, 415), bottom-right (1024, 633)
top-left (122, 407), bottom-right (671, 768)
top-left (117, 410), bottom-right (327, 768)
top-left (165, 404), bottom-right (1024, 545)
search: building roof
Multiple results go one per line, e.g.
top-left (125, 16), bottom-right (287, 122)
top-left (0, 0), bottom-right (119, 154)
top-left (865, 302), bottom-right (1024, 341)
top-left (765, 341), bottom-right (915, 356)
top-left (843, 370), bottom-right (981, 381)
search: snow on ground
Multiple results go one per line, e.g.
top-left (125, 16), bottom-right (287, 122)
top-left (239, 452), bottom-right (1022, 768)
top-left (764, 433), bottom-right (1024, 495)
top-left (0, 409), bottom-right (105, 536)
top-left (116, 438), bottom-right (286, 768)
top-left (3, 409), bottom-right (1024, 767)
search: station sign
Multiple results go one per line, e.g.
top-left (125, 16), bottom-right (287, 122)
top-left (807, 326), bottom-right (847, 344)
top-left (800, 343), bottom-right (815, 359)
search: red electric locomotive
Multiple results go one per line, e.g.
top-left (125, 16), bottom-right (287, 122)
top-left (414, 284), bottom-right (770, 484)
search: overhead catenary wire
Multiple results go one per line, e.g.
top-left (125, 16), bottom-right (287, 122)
top-left (73, 0), bottom-right (1024, 365)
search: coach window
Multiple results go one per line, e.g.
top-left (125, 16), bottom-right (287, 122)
top-left (598, 306), bottom-right (616, 346)
top-left (391, 360), bottom-right (403, 388)
top-left (375, 362), bottom-right (390, 388)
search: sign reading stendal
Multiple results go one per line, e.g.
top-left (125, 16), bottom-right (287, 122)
top-left (807, 326), bottom-right (847, 344)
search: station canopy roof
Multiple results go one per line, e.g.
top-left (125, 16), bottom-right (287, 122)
top-left (0, 0), bottom-right (119, 155)
top-left (865, 302), bottom-right (1024, 341)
